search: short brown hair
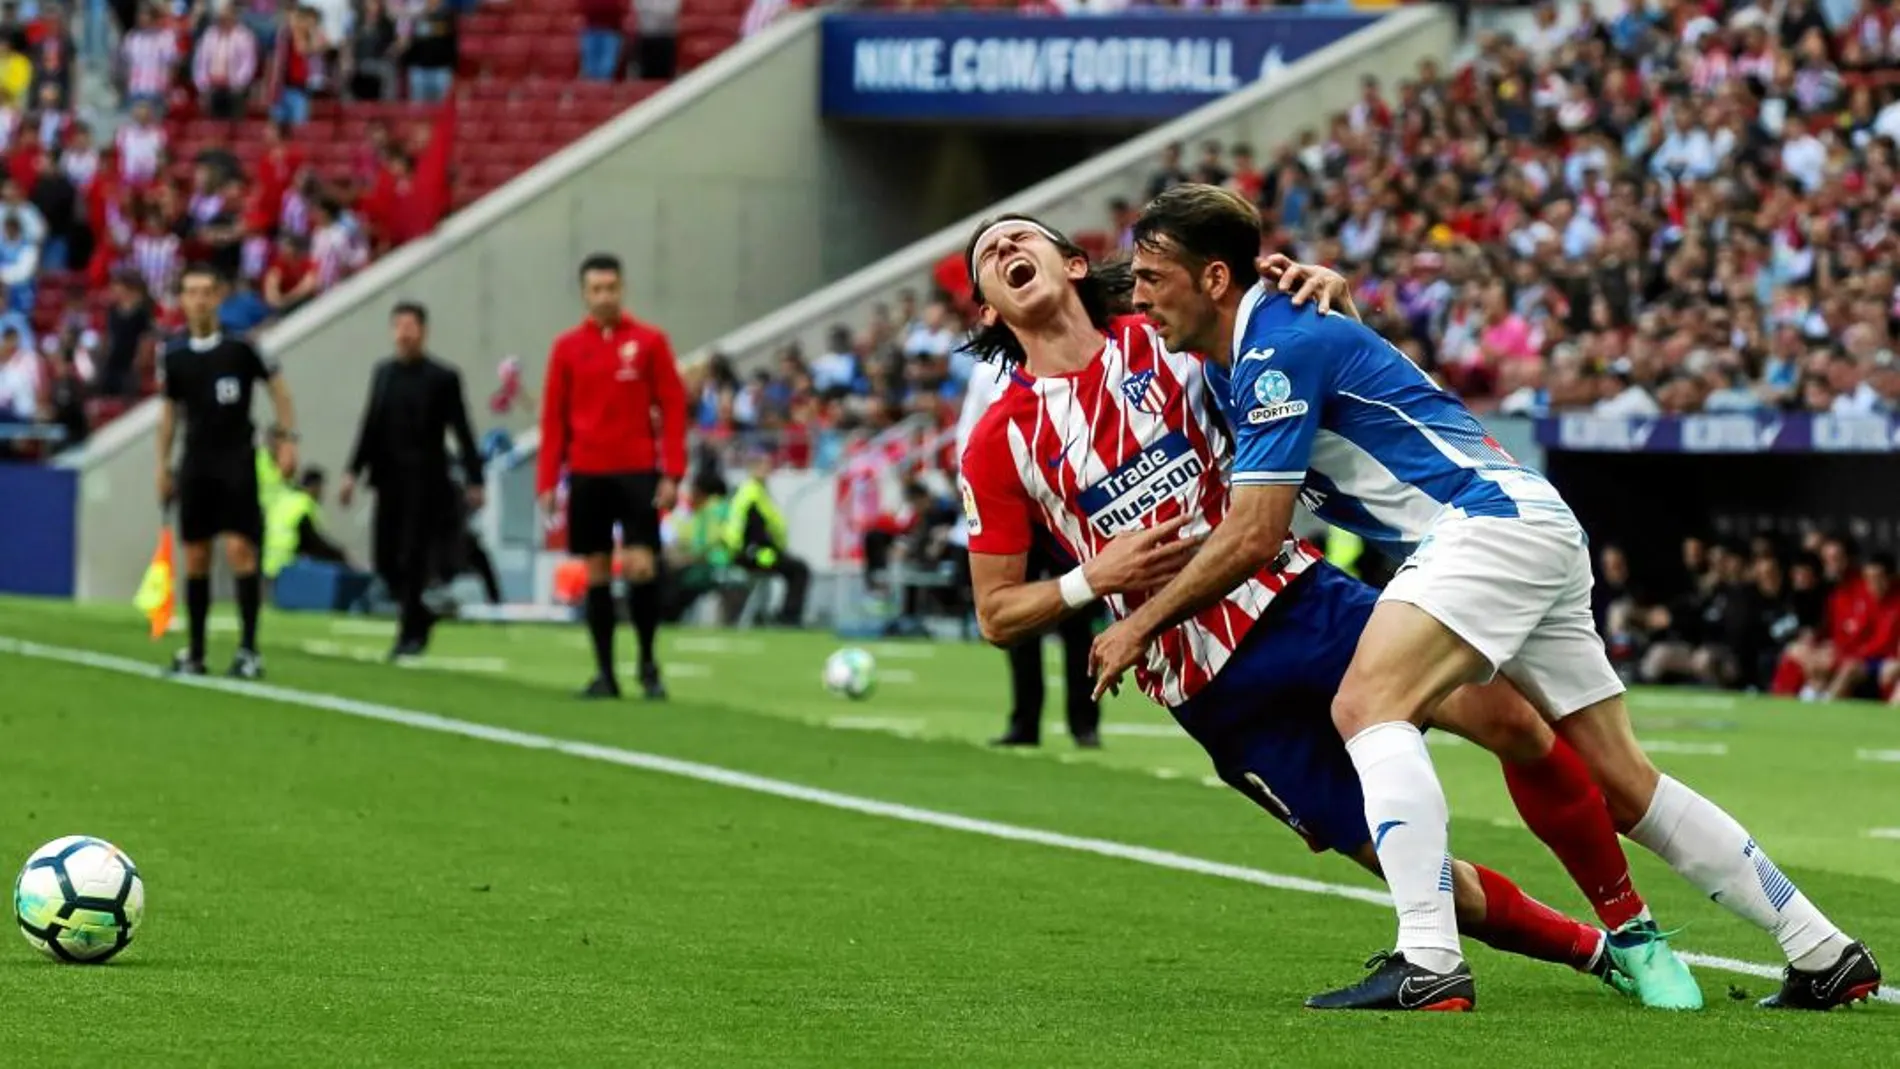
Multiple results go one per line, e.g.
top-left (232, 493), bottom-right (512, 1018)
top-left (1131, 184), bottom-right (1263, 291)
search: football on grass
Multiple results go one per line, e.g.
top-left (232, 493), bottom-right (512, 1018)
top-left (823, 647), bottom-right (878, 700)
top-left (14, 836), bottom-right (144, 963)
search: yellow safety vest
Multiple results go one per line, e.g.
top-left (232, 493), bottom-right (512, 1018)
top-left (1324, 526), bottom-right (1365, 579)
top-left (256, 448), bottom-right (286, 511)
top-left (263, 489), bottom-right (319, 579)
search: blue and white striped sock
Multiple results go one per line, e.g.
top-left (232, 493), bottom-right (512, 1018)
top-left (1628, 775), bottom-right (1851, 971)
top-left (1346, 721), bottom-right (1462, 974)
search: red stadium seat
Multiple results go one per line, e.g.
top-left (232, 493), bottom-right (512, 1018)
top-left (463, 10), bottom-right (505, 36)
top-left (507, 11), bottom-right (557, 34)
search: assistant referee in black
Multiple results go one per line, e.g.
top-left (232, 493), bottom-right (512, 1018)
top-left (155, 264), bottom-right (298, 678)
top-left (340, 301), bottom-right (484, 660)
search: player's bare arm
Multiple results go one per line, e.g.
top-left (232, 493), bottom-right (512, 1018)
top-left (972, 515), bottom-right (1200, 647)
top-left (155, 398), bottom-right (176, 505)
top-left (1089, 484), bottom-right (1298, 698)
top-left (266, 372), bottom-right (298, 474)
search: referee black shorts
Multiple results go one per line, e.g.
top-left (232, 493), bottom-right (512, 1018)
top-left (177, 453), bottom-right (263, 545)
top-left (566, 471), bottom-right (662, 557)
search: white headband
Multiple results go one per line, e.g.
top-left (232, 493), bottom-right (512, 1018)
top-left (969, 219), bottom-right (1064, 271)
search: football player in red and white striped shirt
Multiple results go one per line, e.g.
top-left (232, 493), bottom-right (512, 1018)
top-left (958, 215), bottom-right (1670, 1006)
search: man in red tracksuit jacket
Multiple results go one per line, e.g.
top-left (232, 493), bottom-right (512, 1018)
top-left (538, 252), bottom-right (688, 699)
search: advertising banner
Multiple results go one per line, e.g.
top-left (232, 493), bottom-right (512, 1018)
top-left (821, 12), bottom-right (1380, 122)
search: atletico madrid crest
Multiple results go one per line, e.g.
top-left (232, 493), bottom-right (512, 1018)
top-left (1121, 369), bottom-right (1166, 415)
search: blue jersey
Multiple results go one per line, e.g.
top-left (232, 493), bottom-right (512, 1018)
top-left (1205, 283), bottom-right (1568, 557)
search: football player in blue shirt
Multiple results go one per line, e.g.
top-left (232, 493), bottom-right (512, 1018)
top-left (1095, 184), bottom-right (1879, 1012)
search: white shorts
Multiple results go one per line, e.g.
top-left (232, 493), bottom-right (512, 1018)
top-left (1378, 509), bottom-right (1627, 720)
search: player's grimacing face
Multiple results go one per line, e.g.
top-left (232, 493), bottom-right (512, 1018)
top-left (1131, 244), bottom-right (1215, 353)
top-left (973, 227), bottom-right (1082, 325)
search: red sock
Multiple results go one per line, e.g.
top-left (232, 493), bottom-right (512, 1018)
top-left (1501, 736), bottom-right (1645, 929)
top-left (1465, 863), bottom-right (1604, 972)
top-left (1770, 654), bottom-right (1805, 696)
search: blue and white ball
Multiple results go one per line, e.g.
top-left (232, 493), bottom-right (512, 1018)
top-left (823, 647), bottom-right (878, 701)
top-left (14, 836), bottom-right (144, 963)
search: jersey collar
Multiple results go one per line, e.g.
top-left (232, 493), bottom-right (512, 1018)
top-left (1229, 281), bottom-right (1271, 367)
top-left (187, 332), bottom-right (223, 352)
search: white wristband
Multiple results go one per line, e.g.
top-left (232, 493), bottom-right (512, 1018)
top-left (1058, 566), bottom-right (1097, 609)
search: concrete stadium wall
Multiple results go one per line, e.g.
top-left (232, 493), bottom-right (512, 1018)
top-left (60, 10), bottom-right (923, 602)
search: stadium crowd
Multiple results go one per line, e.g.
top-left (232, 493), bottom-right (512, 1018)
top-left (1596, 529), bottom-right (1900, 704)
top-left (696, 0), bottom-right (1900, 462)
top-left (1209, 0), bottom-right (1900, 418)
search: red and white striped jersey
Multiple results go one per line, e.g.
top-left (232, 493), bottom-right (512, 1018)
top-left (959, 314), bottom-right (1321, 708)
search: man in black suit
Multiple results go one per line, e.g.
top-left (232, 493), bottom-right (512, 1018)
top-left (340, 301), bottom-right (484, 658)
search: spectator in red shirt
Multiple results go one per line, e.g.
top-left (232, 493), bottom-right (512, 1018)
top-left (268, 9), bottom-right (330, 127)
top-left (262, 234), bottom-right (318, 316)
top-left (1226, 143), bottom-right (1263, 204)
top-left (537, 252), bottom-right (687, 702)
top-left (1827, 555), bottom-right (1900, 700)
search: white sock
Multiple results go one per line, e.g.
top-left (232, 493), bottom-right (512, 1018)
top-left (1627, 775), bottom-right (1852, 971)
top-left (1346, 721), bottom-right (1462, 973)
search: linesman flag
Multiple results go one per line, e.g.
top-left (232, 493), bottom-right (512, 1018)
top-left (134, 529), bottom-right (175, 640)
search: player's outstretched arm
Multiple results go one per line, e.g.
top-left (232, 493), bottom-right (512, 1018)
top-left (1090, 485), bottom-right (1298, 696)
top-left (971, 516), bottom-right (1201, 648)
top-left (265, 371), bottom-right (298, 472)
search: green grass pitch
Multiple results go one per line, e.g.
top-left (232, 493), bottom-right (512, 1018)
top-left (0, 596), bottom-right (1896, 1066)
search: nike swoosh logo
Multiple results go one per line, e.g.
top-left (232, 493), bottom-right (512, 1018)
top-left (1814, 950), bottom-right (1861, 1000)
top-left (1047, 436), bottom-right (1078, 470)
top-left (1397, 974), bottom-right (1467, 1009)
top-left (1373, 819), bottom-right (1406, 851)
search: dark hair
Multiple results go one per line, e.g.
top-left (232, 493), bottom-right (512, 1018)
top-left (958, 213), bottom-right (1133, 368)
top-left (300, 466), bottom-right (326, 489)
top-left (179, 262), bottom-right (225, 288)
top-left (1868, 552), bottom-right (1895, 573)
top-left (578, 253), bottom-right (621, 281)
top-left (691, 468), bottom-right (728, 500)
top-left (390, 300), bottom-right (428, 325)
top-left (1131, 183), bottom-right (1264, 292)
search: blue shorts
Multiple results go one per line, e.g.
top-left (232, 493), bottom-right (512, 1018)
top-left (1169, 562), bottom-right (1380, 856)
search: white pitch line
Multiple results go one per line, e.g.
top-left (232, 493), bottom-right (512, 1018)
top-left (2, 634), bottom-right (1892, 1006)
top-left (866, 644), bottom-right (937, 660)
top-left (1867, 829), bottom-right (1900, 840)
top-left (1629, 693), bottom-right (1738, 712)
top-left (1637, 740), bottom-right (1729, 757)
top-left (1101, 724), bottom-right (1182, 738)
top-left (167, 617), bottom-right (238, 634)
top-left (826, 716), bottom-right (924, 734)
top-left (300, 640), bottom-right (509, 674)
top-left (670, 636), bottom-right (764, 655)
top-left (622, 661), bottom-right (711, 678)
top-left (329, 620), bottom-right (396, 637)
top-left (1857, 749), bottom-right (1900, 763)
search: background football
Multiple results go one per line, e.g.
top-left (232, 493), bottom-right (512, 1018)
top-left (14, 835), bottom-right (145, 963)
top-left (823, 647), bottom-right (878, 700)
